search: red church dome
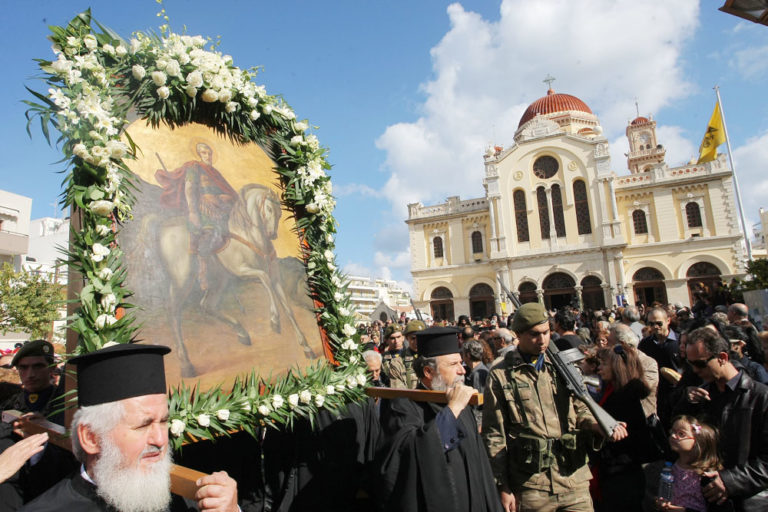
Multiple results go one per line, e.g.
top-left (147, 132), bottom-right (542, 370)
top-left (518, 89), bottom-right (593, 128)
top-left (631, 116), bottom-right (649, 125)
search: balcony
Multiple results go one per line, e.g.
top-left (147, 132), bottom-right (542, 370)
top-left (0, 230), bottom-right (29, 256)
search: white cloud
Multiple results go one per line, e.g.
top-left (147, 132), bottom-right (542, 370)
top-left (656, 126), bottom-right (698, 168)
top-left (730, 44), bottom-right (768, 81)
top-left (733, 130), bottom-right (768, 228)
top-left (343, 261), bottom-right (374, 278)
top-left (377, 0), bottom-right (699, 214)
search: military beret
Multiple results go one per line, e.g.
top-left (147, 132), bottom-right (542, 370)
top-left (510, 303), bottom-right (549, 333)
top-left (12, 340), bottom-right (54, 367)
top-left (403, 320), bottom-right (426, 336)
top-left (416, 327), bottom-right (461, 357)
top-left (384, 324), bottom-right (403, 339)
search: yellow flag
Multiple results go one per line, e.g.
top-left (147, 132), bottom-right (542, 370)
top-left (697, 102), bottom-right (726, 163)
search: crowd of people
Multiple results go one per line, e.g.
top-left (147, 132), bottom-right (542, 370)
top-left (1, 298), bottom-right (767, 511)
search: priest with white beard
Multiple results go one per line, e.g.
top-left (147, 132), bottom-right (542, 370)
top-left (19, 343), bottom-right (239, 512)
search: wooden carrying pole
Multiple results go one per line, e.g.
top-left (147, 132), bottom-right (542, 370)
top-left (366, 386), bottom-right (483, 406)
top-left (2, 410), bottom-right (207, 500)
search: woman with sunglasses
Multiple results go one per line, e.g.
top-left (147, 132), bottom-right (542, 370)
top-left (593, 343), bottom-right (653, 512)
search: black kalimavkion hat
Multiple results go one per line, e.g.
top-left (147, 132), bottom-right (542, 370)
top-left (416, 327), bottom-right (461, 358)
top-left (68, 343), bottom-right (171, 407)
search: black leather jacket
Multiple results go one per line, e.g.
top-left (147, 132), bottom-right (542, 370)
top-left (675, 371), bottom-right (768, 511)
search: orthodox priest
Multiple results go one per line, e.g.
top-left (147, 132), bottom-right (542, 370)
top-left (19, 343), bottom-right (238, 512)
top-left (377, 327), bottom-right (502, 512)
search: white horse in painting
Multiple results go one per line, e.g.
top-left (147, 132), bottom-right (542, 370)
top-left (157, 184), bottom-right (316, 377)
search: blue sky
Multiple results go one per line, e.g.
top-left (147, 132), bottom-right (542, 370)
top-left (2, 1), bottom-right (767, 291)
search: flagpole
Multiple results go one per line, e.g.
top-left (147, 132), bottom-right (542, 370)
top-left (714, 85), bottom-right (752, 261)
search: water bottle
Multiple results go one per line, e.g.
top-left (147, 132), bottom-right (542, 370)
top-left (658, 461), bottom-right (674, 501)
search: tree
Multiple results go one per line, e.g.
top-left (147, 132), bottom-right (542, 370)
top-left (0, 263), bottom-right (65, 339)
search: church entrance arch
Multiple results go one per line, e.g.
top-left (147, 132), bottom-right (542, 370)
top-left (430, 287), bottom-right (455, 322)
top-left (581, 275), bottom-right (605, 310)
top-left (632, 267), bottom-right (667, 306)
top-left (469, 283), bottom-right (495, 320)
top-left (686, 262), bottom-right (722, 305)
top-left (543, 272), bottom-right (576, 310)
top-left (518, 281), bottom-right (538, 305)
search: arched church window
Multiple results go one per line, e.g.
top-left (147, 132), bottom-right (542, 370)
top-left (551, 184), bottom-right (566, 237)
top-left (537, 186), bottom-right (550, 239)
top-left (433, 237), bottom-right (443, 258)
top-left (573, 180), bottom-right (592, 234)
top-left (632, 209), bottom-right (648, 234)
top-left (471, 231), bottom-right (483, 253)
top-left (686, 202), bottom-right (702, 228)
top-left (514, 190), bottom-right (529, 242)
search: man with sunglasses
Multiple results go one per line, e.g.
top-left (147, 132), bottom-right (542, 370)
top-left (677, 327), bottom-right (768, 512)
top-left (639, 308), bottom-right (681, 427)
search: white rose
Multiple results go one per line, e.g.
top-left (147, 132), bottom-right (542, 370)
top-left (97, 267), bottom-right (114, 280)
top-left (356, 374), bottom-right (368, 386)
top-left (314, 395), bottom-right (325, 408)
top-left (349, 355), bottom-right (359, 364)
top-left (132, 65), bottom-right (146, 80)
top-left (242, 402), bottom-right (251, 412)
top-left (102, 44), bottom-right (115, 55)
top-left (326, 234), bottom-right (334, 244)
top-left (170, 419), bottom-right (186, 437)
top-left (95, 314), bottom-right (117, 329)
top-left (334, 292), bottom-right (343, 302)
top-left (225, 102), bottom-right (238, 113)
top-left (100, 293), bottom-right (117, 311)
top-left (151, 71), bottom-right (167, 86)
top-left (290, 135), bottom-right (304, 146)
top-left (165, 59), bottom-right (181, 77)
top-left (346, 376), bottom-right (358, 388)
top-left (339, 307), bottom-right (350, 317)
top-left (341, 339), bottom-right (356, 350)
top-left (218, 89), bottom-right (232, 103)
top-left (306, 203), bottom-right (319, 214)
top-left (106, 140), bottom-right (128, 159)
top-left (130, 38), bottom-right (141, 54)
top-left (328, 263), bottom-right (336, 271)
top-left (91, 243), bottom-right (110, 263)
top-left (326, 385), bottom-right (335, 395)
top-left (201, 89), bottom-right (218, 103)
top-left (90, 200), bottom-right (114, 216)
top-left (73, 143), bottom-right (88, 158)
top-left (95, 224), bottom-right (111, 237)
top-left (342, 324), bottom-right (357, 337)
top-left (216, 409), bottom-right (230, 421)
top-left (257, 404), bottom-right (270, 416)
top-left (250, 110), bottom-right (261, 121)
top-left (66, 36), bottom-right (79, 48)
top-left (115, 45), bottom-right (127, 57)
top-left (335, 384), bottom-right (345, 392)
top-left (157, 86), bottom-right (170, 100)
top-left (307, 261), bottom-right (316, 270)
top-left (288, 394), bottom-right (299, 408)
top-left (185, 85), bottom-right (198, 98)
top-left (197, 414), bottom-right (210, 427)
top-left (186, 70), bottom-right (203, 88)
top-left (299, 390), bottom-right (312, 404)
top-left (294, 121), bottom-right (308, 132)
top-left (263, 104), bottom-right (273, 115)
top-left (323, 249), bottom-right (334, 260)
top-left (272, 394), bottom-right (284, 409)
top-left (83, 35), bottom-right (98, 50)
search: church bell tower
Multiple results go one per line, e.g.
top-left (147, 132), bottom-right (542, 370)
top-left (625, 113), bottom-right (666, 174)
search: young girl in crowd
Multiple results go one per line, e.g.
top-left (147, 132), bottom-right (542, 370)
top-left (656, 415), bottom-right (726, 512)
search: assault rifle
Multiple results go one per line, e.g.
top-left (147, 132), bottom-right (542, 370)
top-left (496, 278), bottom-right (620, 437)
top-left (410, 298), bottom-right (424, 322)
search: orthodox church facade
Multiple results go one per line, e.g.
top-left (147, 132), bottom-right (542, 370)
top-left (406, 89), bottom-right (746, 321)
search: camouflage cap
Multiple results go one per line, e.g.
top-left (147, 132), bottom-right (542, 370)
top-left (510, 303), bottom-right (549, 334)
top-left (403, 320), bottom-right (426, 336)
top-left (384, 324), bottom-right (403, 339)
top-left (11, 340), bottom-right (55, 366)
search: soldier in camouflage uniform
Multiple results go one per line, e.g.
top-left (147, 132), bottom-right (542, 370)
top-left (482, 303), bottom-right (627, 512)
top-left (381, 324), bottom-right (408, 389)
top-left (401, 320), bottom-right (426, 389)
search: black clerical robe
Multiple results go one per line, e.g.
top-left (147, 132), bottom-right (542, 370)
top-left (18, 472), bottom-right (196, 511)
top-left (377, 393), bottom-right (502, 512)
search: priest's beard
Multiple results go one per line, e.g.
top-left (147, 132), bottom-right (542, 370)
top-left (431, 374), bottom-right (464, 391)
top-left (92, 441), bottom-right (172, 512)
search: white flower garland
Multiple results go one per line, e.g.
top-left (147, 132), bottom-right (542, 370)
top-left (27, 10), bottom-right (366, 449)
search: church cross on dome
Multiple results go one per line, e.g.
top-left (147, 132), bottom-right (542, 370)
top-left (543, 74), bottom-right (556, 93)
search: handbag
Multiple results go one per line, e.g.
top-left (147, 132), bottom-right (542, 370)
top-left (642, 413), bottom-right (670, 463)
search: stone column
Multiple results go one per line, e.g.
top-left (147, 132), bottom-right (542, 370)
top-left (545, 186), bottom-right (557, 247)
top-left (574, 285), bottom-right (583, 311)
